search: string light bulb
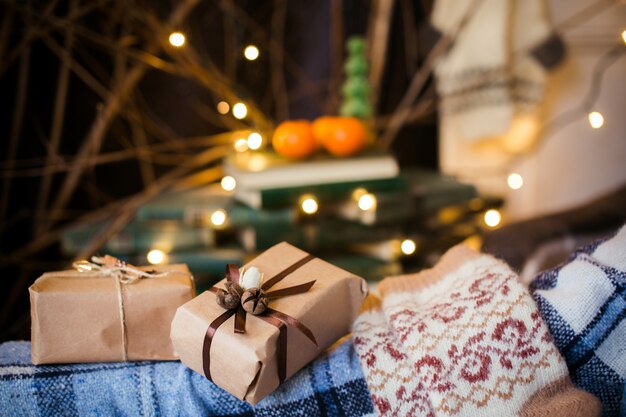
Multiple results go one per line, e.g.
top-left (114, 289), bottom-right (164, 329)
top-left (352, 187), bottom-right (368, 200)
top-left (358, 193), bottom-right (377, 211)
top-left (622, 29), bottom-right (626, 44)
top-left (300, 195), bottom-right (318, 215)
top-left (147, 249), bottom-right (167, 265)
top-left (247, 132), bottom-right (263, 150)
top-left (210, 209), bottom-right (227, 227)
top-left (234, 138), bottom-right (249, 152)
top-left (220, 176), bottom-right (236, 191)
top-left (507, 173), bottom-right (524, 190)
top-left (217, 101), bottom-right (230, 115)
top-left (484, 209), bottom-right (502, 228)
top-left (168, 32), bottom-right (186, 47)
top-left (400, 239), bottom-right (416, 255)
top-left (244, 45), bottom-right (260, 61)
top-left (75, 259), bottom-right (90, 270)
top-left (588, 111), bottom-right (604, 129)
top-left (233, 102), bottom-right (248, 119)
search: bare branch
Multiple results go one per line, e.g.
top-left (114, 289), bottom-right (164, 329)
top-left (0, 2), bottom-right (32, 243)
top-left (217, 0), bottom-right (326, 112)
top-left (75, 145), bottom-right (228, 259)
top-left (0, 132), bottom-right (239, 178)
top-left (222, 1), bottom-right (237, 79)
top-left (0, 0), bottom-right (102, 76)
top-left (327, 0), bottom-right (343, 115)
top-left (0, 144), bottom-right (230, 266)
top-left (271, 0), bottom-right (289, 121)
top-left (400, 0), bottom-right (418, 77)
top-left (47, 0), bottom-right (201, 228)
top-left (34, 0), bottom-right (79, 236)
top-left (379, 0), bottom-right (483, 149)
top-left (367, 0), bottom-right (394, 110)
top-left (0, 5), bottom-right (15, 63)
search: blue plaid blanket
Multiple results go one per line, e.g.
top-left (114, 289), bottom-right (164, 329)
top-left (0, 339), bottom-right (374, 417)
top-left (531, 224), bottom-right (626, 417)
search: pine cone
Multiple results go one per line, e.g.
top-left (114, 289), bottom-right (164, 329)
top-left (241, 288), bottom-right (268, 315)
top-left (216, 282), bottom-right (244, 310)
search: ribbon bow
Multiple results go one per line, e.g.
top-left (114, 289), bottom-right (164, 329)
top-left (73, 255), bottom-right (169, 361)
top-left (203, 254), bottom-right (319, 384)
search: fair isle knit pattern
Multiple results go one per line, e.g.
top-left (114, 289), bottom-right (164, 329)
top-left (531, 224), bottom-right (626, 417)
top-left (353, 297), bottom-right (435, 416)
top-left (353, 245), bottom-right (600, 417)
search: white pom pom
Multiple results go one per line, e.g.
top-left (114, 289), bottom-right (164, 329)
top-left (240, 266), bottom-right (263, 290)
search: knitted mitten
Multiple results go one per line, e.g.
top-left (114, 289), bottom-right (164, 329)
top-left (353, 296), bottom-right (436, 416)
top-left (531, 224), bottom-right (626, 417)
top-left (432, 0), bottom-right (559, 154)
top-left (353, 245), bottom-right (600, 417)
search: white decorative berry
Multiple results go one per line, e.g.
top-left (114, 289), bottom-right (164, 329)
top-left (240, 266), bottom-right (263, 290)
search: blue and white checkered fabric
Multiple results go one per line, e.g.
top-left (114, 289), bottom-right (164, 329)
top-left (0, 339), bottom-right (375, 417)
top-left (531, 224), bottom-right (626, 417)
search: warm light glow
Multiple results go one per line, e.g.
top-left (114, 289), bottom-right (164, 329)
top-left (147, 249), bottom-right (167, 265)
top-left (233, 102), bottom-right (247, 119)
top-left (300, 196), bottom-right (318, 214)
top-left (244, 45), bottom-right (260, 61)
top-left (400, 239), bottom-right (416, 255)
top-left (588, 111), bottom-right (604, 129)
top-left (234, 138), bottom-right (249, 152)
top-left (75, 260), bottom-right (91, 270)
top-left (247, 132), bottom-right (263, 150)
top-left (501, 114), bottom-right (540, 154)
top-left (168, 32), bottom-right (185, 47)
top-left (507, 173), bottom-right (524, 190)
top-left (352, 187), bottom-right (368, 200)
top-left (248, 154), bottom-right (268, 171)
top-left (210, 209), bottom-right (227, 227)
top-left (358, 193), bottom-right (377, 211)
top-left (622, 30), bottom-right (626, 44)
top-left (463, 235), bottom-right (482, 251)
top-left (220, 176), bottom-right (236, 191)
top-left (438, 207), bottom-right (462, 225)
top-left (217, 101), bottom-right (230, 115)
top-left (468, 198), bottom-right (484, 211)
top-left (484, 209), bottom-right (502, 228)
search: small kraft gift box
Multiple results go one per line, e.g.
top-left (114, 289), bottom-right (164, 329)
top-left (171, 242), bottom-right (369, 404)
top-left (29, 255), bottom-right (195, 364)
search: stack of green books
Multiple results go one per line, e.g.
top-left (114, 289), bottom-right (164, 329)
top-left (61, 150), bottom-right (502, 286)
top-left (61, 184), bottom-right (246, 288)
top-left (135, 185), bottom-right (232, 224)
top-left (222, 150), bottom-right (410, 281)
top-left (223, 150), bottom-right (401, 209)
top-left (61, 219), bottom-right (215, 256)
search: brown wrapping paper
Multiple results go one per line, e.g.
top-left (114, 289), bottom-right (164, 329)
top-left (170, 242), bottom-right (369, 404)
top-left (30, 263), bottom-right (195, 365)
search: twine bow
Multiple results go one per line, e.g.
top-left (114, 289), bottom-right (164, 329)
top-left (73, 255), bottom-right (169, 361)
top-left (202, 254), bottom-right (319, 384)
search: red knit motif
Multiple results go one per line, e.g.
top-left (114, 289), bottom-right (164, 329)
top-left (353, 323), bottom-right (435, 416)
top-left (353, 255), bottom-right (566, 416)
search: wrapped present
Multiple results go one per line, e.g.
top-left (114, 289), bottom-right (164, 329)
top-left (29, 255), bottom-right (195, 364)
top-left (171, 242), bottom-right (368, 404)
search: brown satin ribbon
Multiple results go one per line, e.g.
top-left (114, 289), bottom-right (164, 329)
top-left (202, 254), bottom-right (318, 383)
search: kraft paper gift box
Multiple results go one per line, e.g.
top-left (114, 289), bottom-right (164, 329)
top-left (29, 257), bottom-right (195, 365)
top-left (171, 242), bottom-right (368, 404)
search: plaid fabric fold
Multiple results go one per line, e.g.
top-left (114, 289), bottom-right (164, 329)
top-left (531, 223), bottom-right (626, 417)
top-left (0, 340), bottom-right (374, 417)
